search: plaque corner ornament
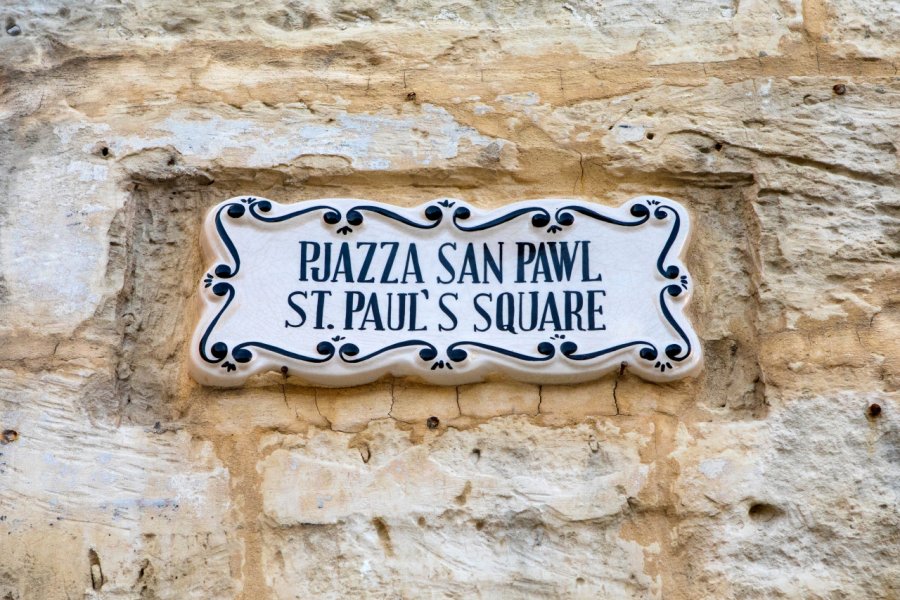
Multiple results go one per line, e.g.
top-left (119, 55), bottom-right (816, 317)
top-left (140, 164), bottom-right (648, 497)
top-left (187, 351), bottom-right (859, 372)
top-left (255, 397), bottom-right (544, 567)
top-left (189, 194), bottom-right (702, 388)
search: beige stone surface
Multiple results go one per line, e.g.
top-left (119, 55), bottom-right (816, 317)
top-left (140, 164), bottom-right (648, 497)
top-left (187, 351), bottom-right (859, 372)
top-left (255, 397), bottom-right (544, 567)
top-left (0, 0), bottom-right (898, 598)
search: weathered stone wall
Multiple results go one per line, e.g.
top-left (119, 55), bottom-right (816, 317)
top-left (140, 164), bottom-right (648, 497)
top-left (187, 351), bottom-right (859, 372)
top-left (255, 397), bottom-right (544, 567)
top-left (0, 1), bottom-right (897, 598)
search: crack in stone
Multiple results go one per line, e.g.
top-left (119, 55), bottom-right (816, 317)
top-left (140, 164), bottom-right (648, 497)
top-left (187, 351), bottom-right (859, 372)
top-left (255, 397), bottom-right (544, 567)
top-left (312, 387), bottom-right (331, 428)
top-left (613, 362), bottom-right (626, 416)
top-left (573, 151), bottom-right (585, 194)
top-left (388, 378), bottom-right (396, 419)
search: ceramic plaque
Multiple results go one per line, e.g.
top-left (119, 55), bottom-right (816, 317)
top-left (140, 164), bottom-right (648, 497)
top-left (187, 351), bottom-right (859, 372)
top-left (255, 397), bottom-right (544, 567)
top-left (189, 196), bottom-right (701, 387)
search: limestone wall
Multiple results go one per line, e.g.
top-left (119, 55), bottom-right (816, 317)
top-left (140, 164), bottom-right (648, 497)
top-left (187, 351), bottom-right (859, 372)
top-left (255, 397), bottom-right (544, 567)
top-left (0, 1), bottom-right (897, 598)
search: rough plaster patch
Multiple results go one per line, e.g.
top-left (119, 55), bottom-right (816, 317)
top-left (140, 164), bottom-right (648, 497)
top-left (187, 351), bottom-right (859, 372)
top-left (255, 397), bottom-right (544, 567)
top-left (0, 146), bottom-right (121, 332)
top-left (108, 104), bottom-right (509, 171)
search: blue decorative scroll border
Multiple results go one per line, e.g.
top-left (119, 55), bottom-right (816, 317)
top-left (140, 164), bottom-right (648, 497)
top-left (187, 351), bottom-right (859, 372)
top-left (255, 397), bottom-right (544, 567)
top-left (198, 197), bottom-right (693, 375)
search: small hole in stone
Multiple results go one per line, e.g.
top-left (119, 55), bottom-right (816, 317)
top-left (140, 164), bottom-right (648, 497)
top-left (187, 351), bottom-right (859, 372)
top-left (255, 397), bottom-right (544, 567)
top-left (100, 146), bottom-right (109, 157)
top-left (646, 132), bottom-right (655, 140)
top-left (714, 142), bottom-right (723, 151)
top-left (1, 430), bottom-right (18, 444)
top-left (417, 516), bottom-right (426, 527)
top-left (426, 416), bottom-right (439, 429)
top-left (748, 502), bottom-right (782, 522)
top-left (167, 157), bottom-right (176, 166)
top-left (406, 91), bottom-right (417, 101)
top-left (358, 444), bottom-right (371, 464)
top-left (576, 577), bottom-right (585, 585)
top-left (868, 403), bottom-right (882, 418)
top-left (475, 519), bottom-right (485, 530)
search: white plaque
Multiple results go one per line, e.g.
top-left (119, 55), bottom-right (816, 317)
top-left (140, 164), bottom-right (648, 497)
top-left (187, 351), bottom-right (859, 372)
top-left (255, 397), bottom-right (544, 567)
top-left (189, 196), bottom-right (701, 387)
